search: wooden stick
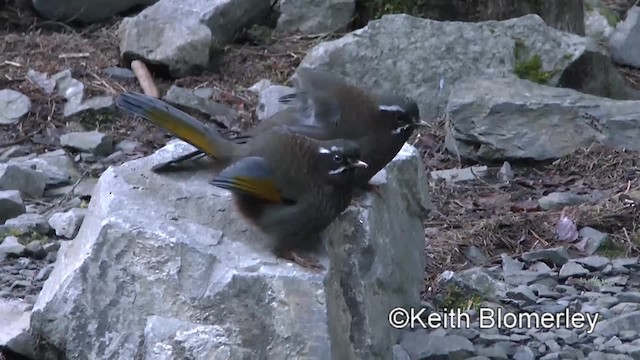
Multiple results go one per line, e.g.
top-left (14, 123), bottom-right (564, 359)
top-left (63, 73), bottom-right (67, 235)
top-left (131, 60), bottom-right (160, 98)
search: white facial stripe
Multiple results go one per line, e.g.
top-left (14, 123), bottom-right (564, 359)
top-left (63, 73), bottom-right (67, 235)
top-left (331, 146), bottom-right (340, 152)
top-left (391, 124), bottom-right (411, 134)
top-left (328, 166), bottom-right (346, 175)
top-left (379, 104), bottom-right (405, 112)
top-left (318, 147), bottom-right (331, 154)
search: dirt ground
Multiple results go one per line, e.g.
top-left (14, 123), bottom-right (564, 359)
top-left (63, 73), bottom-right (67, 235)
top-left (1, 4), bottom-right (639, 299)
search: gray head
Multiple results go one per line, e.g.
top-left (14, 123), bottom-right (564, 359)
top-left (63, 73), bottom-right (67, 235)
top-left (376, 94), bottom-right (427, 135)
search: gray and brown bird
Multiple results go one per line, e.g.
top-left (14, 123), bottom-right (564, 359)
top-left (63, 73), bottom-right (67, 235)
top-left (115, 92), bottom-right (368, 271)
top-left (152, 67), bottom-right (427, 194)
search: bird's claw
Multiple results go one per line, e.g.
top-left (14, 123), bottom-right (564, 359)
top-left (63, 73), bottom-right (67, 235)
top-left (279, 250), bottom-right (325, 272)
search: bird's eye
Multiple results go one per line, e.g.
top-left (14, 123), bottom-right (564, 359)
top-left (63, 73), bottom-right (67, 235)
top-left (333, 154), bottom-right (343, 162)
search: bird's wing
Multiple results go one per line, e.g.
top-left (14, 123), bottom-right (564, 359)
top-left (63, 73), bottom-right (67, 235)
top-left (209, 156), bottom-right (295, 204)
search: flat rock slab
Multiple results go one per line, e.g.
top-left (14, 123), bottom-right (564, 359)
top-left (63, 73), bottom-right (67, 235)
top-left (30, 140), bottom-right (431, 359)
top-left (445, 75), bottom-right (640, 161)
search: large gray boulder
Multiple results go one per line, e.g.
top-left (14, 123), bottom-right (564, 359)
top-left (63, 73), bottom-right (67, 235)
top-left (299, 14), bottom-right (637, 120)
top-left (609, 6), bottom-right (640, 69)
top-left (384, 0), bottom-right (585, 35)
top-left (444, 75), bottom-right (640, 161)
top-left (276, 0), bottom-right (355, 35)
top-left (118, 0), bottom-right (272, 77)
top-left (30, 140), bottom-right (431, 359)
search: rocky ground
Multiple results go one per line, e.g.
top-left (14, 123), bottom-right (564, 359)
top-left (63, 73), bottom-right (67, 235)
top-left (2, 1), bottom-right (640, 359)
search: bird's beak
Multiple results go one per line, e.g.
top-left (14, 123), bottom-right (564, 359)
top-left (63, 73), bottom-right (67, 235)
top-left (413, 119), bottom-right (429, 127)
top-left (351, 160), bottom-right (368, 168)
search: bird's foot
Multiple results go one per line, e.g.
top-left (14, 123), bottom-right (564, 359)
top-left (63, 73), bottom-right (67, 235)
top-left (279, 249), bottom-right (325, 272)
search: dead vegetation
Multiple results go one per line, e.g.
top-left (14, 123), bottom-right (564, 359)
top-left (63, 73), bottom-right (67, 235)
top-left (420, 119), bottom-right (640, 295)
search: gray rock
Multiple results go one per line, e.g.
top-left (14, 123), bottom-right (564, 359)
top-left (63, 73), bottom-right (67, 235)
top-left (492, 341), bottom-right (520, 356)
top-left (0, 164), bottom-right (48, 199)
top-left (115, 139), bottom-right (140, 154)
top-left (44, 178), bottom-right (97, 199)
top-left (30, 140), bottom-right (431, 359)
top-left (617, 292), bottom-right (640, 303)
top-left (497, 161), bottom-right (514, 182)
top-left (574, 256), bottom-right (610, 270)
top-left (618, 344), bottom-right (640, 357)
top-left (400, 332), bottom-right (475, 360)
top-left (430, 166), bottom-right (489, 183)
top-left (256, 85), bottom-right (296, 121)
top-left (522, 247), bottom-right (570, 266)
top-left (32, 0), bottom-right (156, 23)
top-left (53, 70), bottom-right (115, 117)
top-left (300, 14), bottom-right (634, 122)
top-left (0, 145), bottom-right (30, 160)
top-left (47, 208), bottom-right (88, 240)
top-left (0, 299), bottom-right (35, 358)
top-left (611, 257), bottom-right (639, 268)
top-left (26, 69), bottom-right (56, 94)
top-left (477, 344), bottom-right (508, 359)
top-left (60, 131), bottom-right (114, 156)
top-left (598, 286), bottom-right (624, 296)
top-left (276, 0), bottom-right (354, 34)
top-left (585, 6), bottom-right (615, 42)
top-left (545, 339), bottom-right (563, 352)
top-left (35, 265), bottom-right (54, 282)
top-left (503, 270), bottom-right (553, 287)
top-left (510, 334), bottom-right (532, 342)
top-left (0, 190), bottom-right (25, 223)
top-left (4, 213), bottom-right (50, 235)
top-left (514, 345), bottom-right (536, 360)
top-left (143, 315), bottom-right (259, 359)
top-left (392, 344), bottom-right (410, 360)
top-left (118, 0), bottom-right (272, 77)
top-left (604, 336), bottom-right (623, 347)
top-left (538, 192), bottom-right (589, 211)
top-left (0, 89), bottom-right (31, 125)
top-left (445, 75), bottom-right (640, 162)
top-left (8, 149), bottom-right (80, 187)
top-left (462, 245), bottom-right (490, 265)
top-left (529, 261), bottom-right (553, 273)
top-left (610, 302), bottom-right (640, 315)
top-left (594, 295), bottom-right (620, 308)
top-left (609, 7), bottom-right (640, 68)
top-left (602, 264), bottom-right (630, 275)
top-left (26, 240), bottom-right (46, 260)
top-left (449, 328), bottom-right (480, 341)
top-left (594, 311), bottom-right (640, 337)
top-left (103, 66), bottom-right (136, 80)
top-left (479, 334), bottom-right (511, 343)
top-left (447, 268), bottom-right (510, 298)
top-left (0, 236), bottom-right (26, 258)
top-left (577, 227), bottom-right (609, 255)
top-left (163, 85), bottom-right (237, 119)
top-left (506, 285), bottom-right (538, 305)
top-left (248, 79), bottom-right (272, 94)
top-left (559, 261), bottom-right (590, 279)
top-left (605, 275), bottom-right (629, 286)
top-left (502, 254), bottom-right (525, 274)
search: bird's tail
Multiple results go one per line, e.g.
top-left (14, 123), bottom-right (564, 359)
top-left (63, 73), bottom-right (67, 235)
top-left (115, 92), bottom-right (235, 163)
